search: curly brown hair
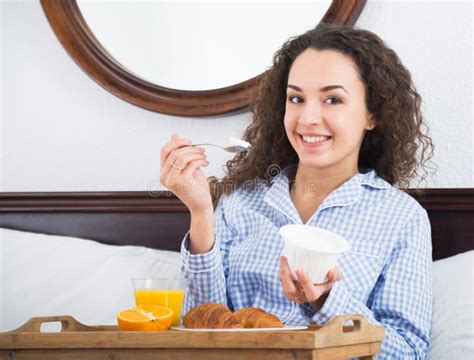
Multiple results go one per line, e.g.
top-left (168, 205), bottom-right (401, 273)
top-left (209, 22), bottom-right (435, 209)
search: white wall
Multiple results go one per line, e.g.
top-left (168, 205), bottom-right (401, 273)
top-left (1, 0), bottom-right (473, 191)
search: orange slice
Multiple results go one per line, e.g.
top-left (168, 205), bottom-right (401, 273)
top-left (117, 304), bottom-right (174, 331)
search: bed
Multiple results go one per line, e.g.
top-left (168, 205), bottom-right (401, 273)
top-left (1, 188), bottom-right (473, 359)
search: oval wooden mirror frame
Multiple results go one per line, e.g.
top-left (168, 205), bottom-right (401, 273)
top-left (40, 0), bottom-right (367, 117)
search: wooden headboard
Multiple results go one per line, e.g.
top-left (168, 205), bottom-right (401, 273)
top-left (0, 189), bottom-right (473, 261)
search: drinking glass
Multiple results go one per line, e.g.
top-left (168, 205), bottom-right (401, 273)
top-left (132, 278), bottom-right (187, 327)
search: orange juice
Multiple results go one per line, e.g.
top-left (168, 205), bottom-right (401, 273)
top-left (134, 289), bottom-right (185, 327)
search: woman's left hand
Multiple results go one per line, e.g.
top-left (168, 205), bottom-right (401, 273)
top-left (279, 256), bottom-right (343, 311)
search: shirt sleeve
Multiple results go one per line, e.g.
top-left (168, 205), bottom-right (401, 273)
top-left (180, 196), bottom-right (237, 315)
top-left (299, 207), bottom-right (433, 360)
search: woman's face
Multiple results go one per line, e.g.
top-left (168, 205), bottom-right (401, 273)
top-left (284, 48), bottom-right (374, 173)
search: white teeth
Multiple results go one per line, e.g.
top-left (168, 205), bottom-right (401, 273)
top-left (302, 135), bottom-right (330, 143)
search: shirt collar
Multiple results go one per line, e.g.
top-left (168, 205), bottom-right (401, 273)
top-left (263, 164), bottom-right (390, 224)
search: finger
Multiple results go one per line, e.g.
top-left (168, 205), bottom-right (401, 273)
top-left (171, 133), bottom-right (187, 142)
top-left (295, 269), bottom-right (321, 303)
top-left (160, 136), bottom-right (192, 168)
top-left (289, 280), bottom-right (307, 304)
top-left (182, 158), bottom-right (210, 177)
top-left (163, 148), bottom-right (206, 180)
top-left (165, 155), bottom-right (207, 186)
top-left (161, 138), bottom-right (192, 169)
top-left (279, 256), bottom-right (299, 299)
top-left (170, 159), bottom-right (210, 199)
top-left (328, 267), bottom-right (343, 282)
top-left (293, 279), bottom-right (304, 293)
top-left (168, 148), bottom-right (206, 171)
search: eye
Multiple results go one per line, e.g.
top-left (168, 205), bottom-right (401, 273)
top-left (287, 95), bottom-right (303, 104)
top-left (287, 95), bottom-right (342, 105)
top-left (325, 96), bottom-right (342, 105)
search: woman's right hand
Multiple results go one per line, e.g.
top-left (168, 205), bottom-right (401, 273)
top-left (160, 133), bottom-right (213, 214)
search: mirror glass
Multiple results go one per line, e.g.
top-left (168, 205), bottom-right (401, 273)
top-left (77, 0), bottom-right (332, 90)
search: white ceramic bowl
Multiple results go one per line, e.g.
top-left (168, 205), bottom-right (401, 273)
top-left (279, 224), bottom-right (350, 284)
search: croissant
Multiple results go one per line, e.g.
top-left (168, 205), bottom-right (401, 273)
top-left (183, 303), bottom-right (284, 329)
top-left (183, 303), bottom-right (243, 329)
top-left (234, 307), bottom-right (284, 328)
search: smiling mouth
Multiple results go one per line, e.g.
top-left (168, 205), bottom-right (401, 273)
top-left (299, 134), bottom-right (332, 145)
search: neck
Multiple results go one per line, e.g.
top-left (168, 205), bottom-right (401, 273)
top-left (290, 163), bottom-right (360, 200)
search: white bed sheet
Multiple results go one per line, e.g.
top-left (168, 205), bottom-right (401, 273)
top-left (427, 250), bottom-right (474, 360)
top-left (1, 229), bottom-right (473, 360)
top-left (0, 228), bottom-right (181, 331)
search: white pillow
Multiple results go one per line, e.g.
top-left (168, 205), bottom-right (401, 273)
top-left (428, 250), bottom-right (474, 360)
top-left (0, 228), bottom-right (182, 332)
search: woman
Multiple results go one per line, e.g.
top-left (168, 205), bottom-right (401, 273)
top-left (160, 22), bottom-right (434, 359)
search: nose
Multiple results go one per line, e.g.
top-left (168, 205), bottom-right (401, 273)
top-left (297, 101), bottom-right (323, 126)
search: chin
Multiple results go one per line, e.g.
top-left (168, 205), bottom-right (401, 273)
top-left (298, 156), bottom-right (333, 169)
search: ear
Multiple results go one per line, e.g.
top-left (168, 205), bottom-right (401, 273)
top-left (365, 113), bottom-right (376, 130)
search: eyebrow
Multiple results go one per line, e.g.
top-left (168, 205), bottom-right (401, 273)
top-left (287, 84), bottom-right (349, 94)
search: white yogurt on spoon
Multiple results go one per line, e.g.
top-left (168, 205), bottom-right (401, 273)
top-left (228, 137), bottom-right (251, 149)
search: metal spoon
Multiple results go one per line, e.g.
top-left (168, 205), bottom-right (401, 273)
top-left (192, 143), bottom-right (251, 154)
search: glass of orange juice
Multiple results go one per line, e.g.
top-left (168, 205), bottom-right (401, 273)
top-left (132, 278), bottom-right (187, 327)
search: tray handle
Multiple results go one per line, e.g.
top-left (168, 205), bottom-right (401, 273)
top-left (325, 314), bottom-right (367, 334)
top-left (319, 314), bottom-right (385, 344)
top-left (7, 315), bottom-right (104, 333)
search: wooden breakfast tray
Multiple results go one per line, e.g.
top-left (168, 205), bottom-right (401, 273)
top-left (0, 314), bottom-right (385, 360)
